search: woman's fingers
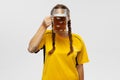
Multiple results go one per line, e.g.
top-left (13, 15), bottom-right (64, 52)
top-left (43, 16), bottom-right (52, 28)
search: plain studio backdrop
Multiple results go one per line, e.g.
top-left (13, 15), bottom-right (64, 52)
top-left (0, 0), bottom-right (120, 80)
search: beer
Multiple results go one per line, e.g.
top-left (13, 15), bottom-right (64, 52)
top-left (53, 16), bottom-right (66, 31)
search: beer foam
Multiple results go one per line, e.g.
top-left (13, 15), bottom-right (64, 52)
top-left (53, 13), bottom-right (67, 17)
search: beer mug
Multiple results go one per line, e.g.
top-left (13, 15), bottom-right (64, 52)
top-left (52, 9), bottom-right (68, 32)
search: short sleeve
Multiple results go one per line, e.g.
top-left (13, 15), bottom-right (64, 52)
top-left (37, 30), bottom-right (49, 50)
top-left (76, 35), bottom-right (90, 64)
top-left (38, 34), bottom-right (45, 50)
top-left (35, 30), bottom-right (51, 53)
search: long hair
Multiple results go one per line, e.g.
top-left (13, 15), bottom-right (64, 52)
top-left (49, 4), bottom-right (73, 56)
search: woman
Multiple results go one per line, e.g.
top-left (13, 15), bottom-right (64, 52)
top-left (28, 4), bottom-right (89, 80)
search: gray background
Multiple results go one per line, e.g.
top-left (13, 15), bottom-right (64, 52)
top-left (0, 0), bottom-right (120, 80)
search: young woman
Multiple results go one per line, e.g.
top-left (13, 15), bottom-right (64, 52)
top-left (28, 4), bottom-right (89, 80)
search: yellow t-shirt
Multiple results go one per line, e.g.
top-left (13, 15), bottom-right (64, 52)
top-left (38, 30), bottom-right (89, 80)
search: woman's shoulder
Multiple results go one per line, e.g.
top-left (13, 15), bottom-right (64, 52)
top-left (72, 33), bottom-right (84, 42)
top-left (43, 30), bottom-right (52, 38)
top-left (45, 30), bottom-right (52, 34)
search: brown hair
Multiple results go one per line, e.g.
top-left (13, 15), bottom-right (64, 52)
top-left (49, 4), bottom-right (73, 56)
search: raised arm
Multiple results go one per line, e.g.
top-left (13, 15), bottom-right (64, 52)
top-left (28, 16), bottom-right (52, 53)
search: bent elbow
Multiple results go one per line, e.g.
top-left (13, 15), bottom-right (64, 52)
top-left (28, 47), bottom-right (34, 53)
top-left (27, 45), bottom-right (38, 53)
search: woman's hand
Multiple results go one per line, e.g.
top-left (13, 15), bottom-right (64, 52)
top-left (42, 16), bottom-right (52, 28)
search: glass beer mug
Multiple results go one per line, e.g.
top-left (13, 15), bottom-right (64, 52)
top-left (52, 9), bottom-right (68, 32)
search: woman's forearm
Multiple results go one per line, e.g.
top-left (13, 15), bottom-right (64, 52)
top-left (28, 16), bottom-right (52, 53)
top-left (28, 23), bottom-right (47, 53)
top-left (77, 64), bottom-right (84, 80)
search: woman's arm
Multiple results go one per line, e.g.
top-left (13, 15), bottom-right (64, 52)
top-left (76, 64), bottom-right (84, 80)
top-left (28, 16), bottom-right (51, 53)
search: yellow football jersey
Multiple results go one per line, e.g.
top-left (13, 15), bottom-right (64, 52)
top-left (38, 30), bottom-right (89, 80)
